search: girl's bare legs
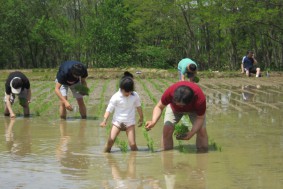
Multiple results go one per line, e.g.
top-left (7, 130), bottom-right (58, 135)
top-left (126, 125), bottom-right (138, 151)
top-left (104, 125), bottom-right (120, 153)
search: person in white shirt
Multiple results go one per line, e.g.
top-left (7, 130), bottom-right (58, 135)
top-left (100, 72), bottom-right (144, 152)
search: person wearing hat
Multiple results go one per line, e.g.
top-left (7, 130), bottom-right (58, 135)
top-left (4, 71), bottom-right (31, 118)
top-left (55, 60), bottom-right (88, 119)
top-left (177, 58), bottom-right (198, 82)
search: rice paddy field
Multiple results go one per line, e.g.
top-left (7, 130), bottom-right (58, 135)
top-left (0, 70), bottom-right (283, 189)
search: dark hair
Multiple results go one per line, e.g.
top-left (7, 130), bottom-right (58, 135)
top-left (189, 64), bottom-right (197, 72)
top-left (123, 71), bottom-right (133, 79)
top-left (247, 50), bottom-right (253, 55)
top-left (71, 63), bottom-right (85, 77)
top-left (120, 77), bottom-right (134, 92)
top-left (12, 78), bottom-right (23, 89)
top-left (173, 86), bottom-right (194, 104)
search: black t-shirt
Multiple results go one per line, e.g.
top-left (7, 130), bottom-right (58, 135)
top-left (5, 71), bottom-right (30, 95)
top-left (56, 61), bottom-right (88, 86)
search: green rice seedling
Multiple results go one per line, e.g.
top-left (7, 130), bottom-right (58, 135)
top-left (148, 79), bottom-right (164, 93)
top-left (137, 78), bottom-right (157, 104)
top-left (142, 127), bottom-right (155, 152)
top-left (174, 123), bottom-right (189, 153)
top-left (98, 80), bottom-right (110, 116)
top-left (177, 140), bottom-right (188, 153)
top-left (18, 97), bottom-right (27, 106)
top-left (193, 76), bottom-right (200, 83)
top-left (35, 110), bottom-right (40, 116)
top-left (74, 84), bottom-right (90, 96)
top-left (174, 123), bottom-right (189, 136)
top-left (209, 138), bottom-right (222, 152)
top-left (115, 137), bottom-right (128, 153)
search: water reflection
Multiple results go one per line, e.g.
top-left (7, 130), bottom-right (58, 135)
top-left (103, 153), bottom-right (139, 188)
top-left (4, 118), bottom-right (31, 156)
top-left (56, 120), bottom-right (90, 175)
top-left (241, 85), bottom-right (260, 101)
top-left (102, 153), bottom-right (162, 188)
top-left (162, 151), bottom-right (207, 189)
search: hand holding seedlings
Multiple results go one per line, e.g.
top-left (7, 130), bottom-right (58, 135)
top-left (145, 121), bottom-right (155, 131)
top-left (176, 132), bottom-right (189, 140)
top-left (100, 121), bottom-right (107, 127)
top-left (64, 101), bottom-right (73, 111)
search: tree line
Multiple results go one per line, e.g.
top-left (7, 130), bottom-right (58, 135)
top-left (0, 0), bottom-right (282, 70)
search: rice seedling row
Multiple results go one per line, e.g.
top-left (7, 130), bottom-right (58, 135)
top-left (136, 78), bottom-right (158, 104)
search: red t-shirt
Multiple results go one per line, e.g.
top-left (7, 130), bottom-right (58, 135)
top-left (161, 81), bottom-right (206, 116)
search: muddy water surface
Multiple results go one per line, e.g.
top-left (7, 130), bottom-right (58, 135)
top-left (0, 77), bottom-right (283, 189)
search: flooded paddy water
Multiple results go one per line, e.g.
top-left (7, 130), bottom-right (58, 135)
top-left (0, 76), bottom-right (283, 189)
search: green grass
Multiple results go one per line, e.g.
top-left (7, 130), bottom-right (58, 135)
top-left (97, 80), bottom-right (110, 116)
top-left (137, 78), bottom-right (158, 104)
top-left (142, 127), bottom-right (155, 152)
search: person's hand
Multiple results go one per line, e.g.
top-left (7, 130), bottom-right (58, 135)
top-left (100, 121), bottom-right (107, 127)
top-left (27, 99), bottom-right (31, 104)
top-left (10, 113), bottom-right (16, 119)
top-left (138, 118), bottom-right (143, 127)
top-left (145, 121), bottom-right (155, 131)
top-left (176, 132), bottom-right (190, 140)
top-left (64, 101), bottom-right (73, 111)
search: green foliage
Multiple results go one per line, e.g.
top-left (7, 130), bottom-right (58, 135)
top-left (115, 137), bottom-right (128, 153)
top-left (209, 138), bottom-right (222, 152)
top-left (174, 123), bottom-right (189, 136)
top-left (142, 127), bottom-right (155, 152)
top-left (74, 85), bottom-right (90, 96)
top-left (0, 0), bottom-right (282, 70)
top-left (18, 97), bottom-right (27, 107)
top-left (193, 76), bottom-right (200, 83)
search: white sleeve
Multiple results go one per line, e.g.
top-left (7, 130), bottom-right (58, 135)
top-left (242, 56), bottom-right (245, 63)
top-left (106, 95), bottom-right (116, 113)
top-left (134, 92), bottom-right (141, 107)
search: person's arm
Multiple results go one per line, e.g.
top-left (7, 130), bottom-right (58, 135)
top-left (54, 82), bottom-right (73, 111)
top-left (5, 94), bottom-right (15, 118)
top-left (145, 100), bottom-right (166, 130)
top-left (177, 114), bottom-right (205, 140)
top-left (253, 58), bottom-right (258, 65)
top-left (136, 106), bottom-right (144, 127)
top-left (181, 74), bottom-right (185, 81)
top-left (100, 111), bottom-right (111, 127)
top-left (241, 63), bottom-right (244, 73)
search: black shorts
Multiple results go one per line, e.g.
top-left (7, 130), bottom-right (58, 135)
top-left (245, 67), bottom-right (257, 74)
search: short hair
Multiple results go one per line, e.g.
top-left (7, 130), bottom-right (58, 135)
top-left (71, 63), bottom-right (85, 77)
top-left (189, 64), bottom-right (197, 72)
top-left (247, 50), bottom-right (254, 55)
top-left (173, 86), bottom-right (194, 104)
top-left (120, 77), bottom-right (134, 92)
top-left (12, 78), bottom-right (23, 89)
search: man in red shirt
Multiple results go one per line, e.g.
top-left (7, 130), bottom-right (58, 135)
top-left (145, 81), bottom-right (208, 152)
